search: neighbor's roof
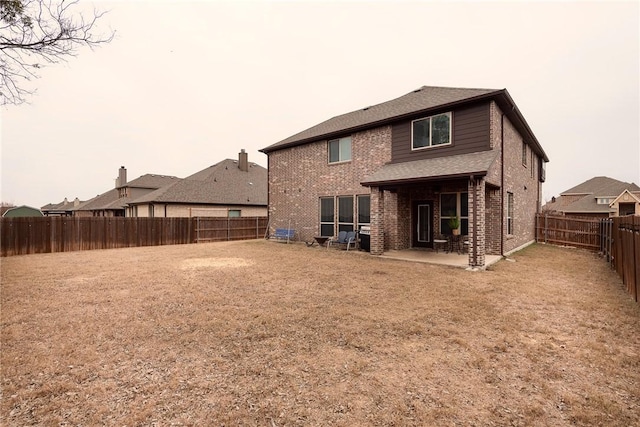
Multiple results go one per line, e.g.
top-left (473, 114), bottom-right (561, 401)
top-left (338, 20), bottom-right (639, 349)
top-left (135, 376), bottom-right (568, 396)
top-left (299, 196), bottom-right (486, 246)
top-left (73, 189), bottom-right (120, 211)
top-left (261, 85), bottom-right (548, 162)
top-left (125, 174), bottom-right (181, 189)
top-left (75, 174), bottom-right (179, 211)
top-left (128, 159), bottom-right (268, 206)
top-left (41, 198), bottom-right (85, 211)
top-left (2, 205), bottom-right (44, 217)
top-left (544, 176), bottom-right (640, 214)
top-left (361, 150), bottom-right (499, 186)
top-left (561, 176), bottom-right (640, 196)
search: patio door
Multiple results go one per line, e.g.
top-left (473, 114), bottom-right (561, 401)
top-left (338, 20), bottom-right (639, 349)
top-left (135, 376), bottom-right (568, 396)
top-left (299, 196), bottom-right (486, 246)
top-left (413, 201), bottom-right (433, 248)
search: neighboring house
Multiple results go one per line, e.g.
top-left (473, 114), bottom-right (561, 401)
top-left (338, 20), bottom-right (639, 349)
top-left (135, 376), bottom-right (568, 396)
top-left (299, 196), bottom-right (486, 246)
top-left (2, 205), bottom-right (44, 217)
top-left (41, 197), bottom-right (84, 216)
top-left (126, 150), bottom-right (267, 217)
top-left (543, 176), bottom-right (640, 218)
top-left (260, 85), bottom-right (549, 267)
top-left (74, 167), bottom-right (180, 217)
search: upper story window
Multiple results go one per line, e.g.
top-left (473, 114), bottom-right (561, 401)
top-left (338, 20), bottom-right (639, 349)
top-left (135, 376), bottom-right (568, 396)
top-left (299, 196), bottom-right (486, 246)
top-left (522, 142), bottom-right (528, 166)
top-left (597, 198), bottom-right (612, 205)
top-left (328, 136), bottom-right (351, 163)
top-left (412, 112), bottom-right (451, 150)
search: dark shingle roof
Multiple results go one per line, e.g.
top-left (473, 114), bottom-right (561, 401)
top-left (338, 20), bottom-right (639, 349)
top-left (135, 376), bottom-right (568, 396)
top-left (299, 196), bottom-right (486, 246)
top-left (262, 86), bottom-right (498, 152)
top-left (561, 176), bottom-right (640, 196)
top-left (125, 174), bottom-right (181, 189)
top-left (261, 85), bottom-right (548, 162)
top-left (361, 151), bottom-right (498, 186)
top-left (128, 159), bottom-right (267, 206)
top-left (74, 189), bottom-right (120, 211)
top-left (75, 174), bottom-right (179, 211)
top-left (544, 176), bottom-right (640, 213)
top-left (41, 198), bottom-right (85, 211)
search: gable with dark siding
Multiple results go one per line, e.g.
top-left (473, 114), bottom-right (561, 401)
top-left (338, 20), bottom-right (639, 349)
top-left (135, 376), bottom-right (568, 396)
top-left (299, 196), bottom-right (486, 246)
top-left (391, 102), bottom-right (491, 163)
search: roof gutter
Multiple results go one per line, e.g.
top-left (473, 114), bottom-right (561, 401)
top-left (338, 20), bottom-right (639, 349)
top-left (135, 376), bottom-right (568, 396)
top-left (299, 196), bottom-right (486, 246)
top-left (260, 91), bottom-right (505, 154)
top-left (361, 171), bottom-right (488, 187)
top-left (261, 89), bottom-right (549, 163)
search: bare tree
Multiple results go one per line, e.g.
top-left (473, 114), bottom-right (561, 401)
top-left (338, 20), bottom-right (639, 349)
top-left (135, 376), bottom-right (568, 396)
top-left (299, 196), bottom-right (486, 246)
top-left (0, 0), bottom-right (114, 105)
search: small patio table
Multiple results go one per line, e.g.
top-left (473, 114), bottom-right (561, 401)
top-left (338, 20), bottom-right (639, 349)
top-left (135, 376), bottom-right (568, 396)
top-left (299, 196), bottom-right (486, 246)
top-left (433, 237), bottom-right (448, 253)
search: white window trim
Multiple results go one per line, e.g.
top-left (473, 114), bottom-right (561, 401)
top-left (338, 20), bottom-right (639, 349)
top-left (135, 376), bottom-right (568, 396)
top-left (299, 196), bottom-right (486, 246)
top-left (440, 192), bottom-right (469, 234)
top-left (337, 195), bottom-right (355, 232)
top-left (507, 192), bottom-right (514, 235)
top-left (328, 136), bottom-right (352, 164)
top-left (319, 197), bottom-right (335, 237)
top-left (357, 194), bottom-right (371, 228)
top-left (411, 112), bottom-right (452, 151)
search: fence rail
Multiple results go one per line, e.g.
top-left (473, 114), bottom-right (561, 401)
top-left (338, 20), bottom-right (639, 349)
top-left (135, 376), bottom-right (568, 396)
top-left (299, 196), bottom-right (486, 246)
top-left (535, 214), bottom-right (601, 250)
top-left (0, 216), bottom-right (268, 257)
top-left (536, 214), bottom-right (638, 303)
top-left (602, 215), bottom-right (639, 303)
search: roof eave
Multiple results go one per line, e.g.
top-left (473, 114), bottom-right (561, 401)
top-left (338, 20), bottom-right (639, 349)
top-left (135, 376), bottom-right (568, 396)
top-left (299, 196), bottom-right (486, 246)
top-left (261, 91), bottom-right (505, 154)
top-left (494, 89), bottom-right (549, 162)
top-left (361, 171), bottom-right (488, 187)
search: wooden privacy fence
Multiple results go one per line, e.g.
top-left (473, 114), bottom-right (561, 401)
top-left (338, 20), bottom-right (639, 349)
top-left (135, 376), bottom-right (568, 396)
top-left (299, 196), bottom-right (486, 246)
top-left (0, 216), bottom-right (268, 257)
top-left (535, 214), bottom-right (601, 251)
top-left (601, 216), bottom-right (639, 303)
top-left (536, 214), bottom-right (638, 303)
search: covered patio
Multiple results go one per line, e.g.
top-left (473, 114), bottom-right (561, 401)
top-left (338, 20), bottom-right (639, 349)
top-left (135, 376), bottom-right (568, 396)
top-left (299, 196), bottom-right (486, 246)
top-left (379, 248), bottom-right (503, 270)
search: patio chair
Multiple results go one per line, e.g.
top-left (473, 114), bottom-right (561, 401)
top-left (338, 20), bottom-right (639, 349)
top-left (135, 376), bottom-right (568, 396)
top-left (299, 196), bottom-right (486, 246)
top-left (328, 231), bottom-right (348, 249)
top-left (342, 231), bottom-right (358, 251)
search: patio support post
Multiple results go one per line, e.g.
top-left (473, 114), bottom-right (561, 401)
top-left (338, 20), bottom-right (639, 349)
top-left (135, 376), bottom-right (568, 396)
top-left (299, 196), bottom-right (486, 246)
top-left (468, 177), bottom-right (486, 267)
top-left (370, 187), bottom-right (385, 255)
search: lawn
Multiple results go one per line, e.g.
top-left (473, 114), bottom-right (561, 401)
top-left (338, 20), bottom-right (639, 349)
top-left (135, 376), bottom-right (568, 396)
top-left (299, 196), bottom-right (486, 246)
top-left (1, 240), bottom-right (639, 426)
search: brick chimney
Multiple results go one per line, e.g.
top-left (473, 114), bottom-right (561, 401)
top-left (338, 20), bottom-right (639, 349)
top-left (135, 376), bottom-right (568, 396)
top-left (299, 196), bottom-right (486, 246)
top-left (238, 149), bottom-right (249, 172)
top-left (116, 166), bottom-right (127, 188)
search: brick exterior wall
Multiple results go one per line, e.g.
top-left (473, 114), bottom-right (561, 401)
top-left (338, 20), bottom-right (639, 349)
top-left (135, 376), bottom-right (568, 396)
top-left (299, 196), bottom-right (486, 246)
top-left (490, 101), bottom-right (543, 254)
top-left (468, 178), bottom-right (486, 267)
top-left (267, 126), bottom-right (392, 243)
top-left (485, 187), bottom-right (502, 255)
top-left (370, 187), bottom-right (385, 255)
top-left (267, 99), bottom-right (545, 263)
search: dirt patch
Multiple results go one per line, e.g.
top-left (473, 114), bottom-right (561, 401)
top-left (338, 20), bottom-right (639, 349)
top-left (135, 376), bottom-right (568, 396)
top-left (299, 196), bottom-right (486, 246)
top-left (180, 257), bottom-right (254, 269)
top-left (1, 241), bottom-right (639, 426)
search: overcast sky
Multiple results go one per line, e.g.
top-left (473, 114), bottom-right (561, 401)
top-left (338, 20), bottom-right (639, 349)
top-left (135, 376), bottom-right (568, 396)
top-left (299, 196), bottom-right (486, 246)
top-left (1, 0), bottom-right (638, 208)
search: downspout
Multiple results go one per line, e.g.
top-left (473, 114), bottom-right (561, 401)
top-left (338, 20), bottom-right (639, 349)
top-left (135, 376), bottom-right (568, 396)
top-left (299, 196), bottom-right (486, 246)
top-left (472, 175), bottom-right (477, 266)
top-left (267, 154), bottom-right (271, 235)
top-left (500, 113), bottom-right (505, 256)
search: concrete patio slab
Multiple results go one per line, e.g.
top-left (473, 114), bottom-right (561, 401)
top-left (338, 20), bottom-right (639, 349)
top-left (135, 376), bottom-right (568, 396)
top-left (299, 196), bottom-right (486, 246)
top-left (379, 248), bottom-right (503, 270)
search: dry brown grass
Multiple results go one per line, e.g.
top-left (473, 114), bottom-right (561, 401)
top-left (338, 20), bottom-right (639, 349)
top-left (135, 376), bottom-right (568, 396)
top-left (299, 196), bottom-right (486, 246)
top-left (1, 240), bottom-right (639, 426)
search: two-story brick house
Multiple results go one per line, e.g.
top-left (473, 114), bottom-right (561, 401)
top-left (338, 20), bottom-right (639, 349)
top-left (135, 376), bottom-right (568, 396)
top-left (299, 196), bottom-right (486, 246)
top-left (260, 86), bottom-right (548, 267)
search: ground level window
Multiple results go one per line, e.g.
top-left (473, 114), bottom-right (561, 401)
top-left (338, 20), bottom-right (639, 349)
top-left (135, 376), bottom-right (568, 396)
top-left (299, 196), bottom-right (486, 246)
top-left (338, 196), bottom-right (354, 232)
top-left (440, 192), bottom-right (469, 235)
top-left (357, 195), bottom-right (370, 228)
top-left (320, 197), bottom-right (334, 236)
top-left (507, 192), bottom-right (514, 235)
top-left (228, 209), bottom-right (241, 217)
top-left (319, 195), bottom-right (370, 236)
